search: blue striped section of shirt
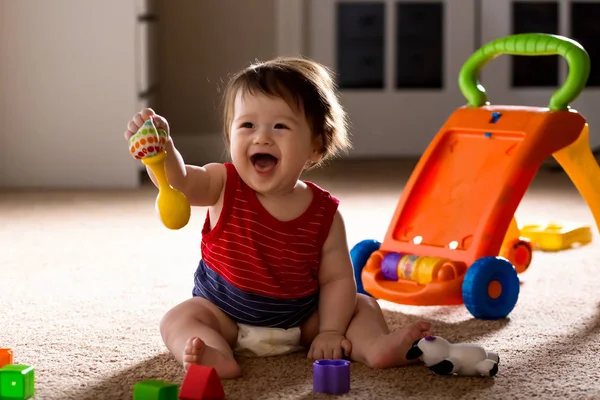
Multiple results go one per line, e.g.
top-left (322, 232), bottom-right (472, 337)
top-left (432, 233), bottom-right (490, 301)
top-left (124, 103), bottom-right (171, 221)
top-left (192, 259), bottom-right (319, 329)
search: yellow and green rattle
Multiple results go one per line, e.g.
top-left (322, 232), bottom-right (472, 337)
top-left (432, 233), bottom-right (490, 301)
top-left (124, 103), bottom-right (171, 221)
top-left (128, 119), bottom-right (191, 230)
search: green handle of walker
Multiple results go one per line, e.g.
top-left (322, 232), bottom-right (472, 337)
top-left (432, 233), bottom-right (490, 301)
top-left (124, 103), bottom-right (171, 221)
top-left (458, 33), bottom-right (590, 111)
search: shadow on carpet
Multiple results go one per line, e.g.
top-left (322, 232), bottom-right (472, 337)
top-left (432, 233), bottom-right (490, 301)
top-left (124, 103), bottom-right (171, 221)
top-left (63, 312), bottom-right (519, 400)
top-left (66, 305), bottom-right (600, 398)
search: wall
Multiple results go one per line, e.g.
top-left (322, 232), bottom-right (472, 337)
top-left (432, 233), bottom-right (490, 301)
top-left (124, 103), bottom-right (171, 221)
top-left (287, 0), bottom-right (600, 157)
top-left (0, 1), bottom-right (5, 187)
top-left (306, 0), bottom-right (476, 157)
top-left (156, 0), bottom-right (277, 164)
top-left (0, 0), bottom-right (140, 189)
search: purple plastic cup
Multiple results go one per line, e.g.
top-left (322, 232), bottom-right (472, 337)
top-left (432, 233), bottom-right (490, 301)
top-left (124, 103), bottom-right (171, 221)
top-left (381, 252), bottom-right (403, 280)
top-left (313, 360), bottom-right (351, 395)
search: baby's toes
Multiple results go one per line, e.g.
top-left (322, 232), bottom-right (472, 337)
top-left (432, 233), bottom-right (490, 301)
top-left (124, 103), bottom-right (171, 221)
top-left (419, 325), bottom-right (433, 337)
top-left (184, 353), bottom-right (198, 364)
top-left (405, 323), bottom-right (429, 343)
top-left (185, 337), bottom-right (206, 361)
top-left (184, 337), bottom-right (198, 355)
top-left (416, 321), bottom-right (431, 333)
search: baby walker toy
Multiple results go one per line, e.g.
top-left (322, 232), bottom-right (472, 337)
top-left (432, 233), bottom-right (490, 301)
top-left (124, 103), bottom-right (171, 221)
top-left (351, 33), bottom-right (600, 320)
top-left (128, 119), bottom-right (191, 230)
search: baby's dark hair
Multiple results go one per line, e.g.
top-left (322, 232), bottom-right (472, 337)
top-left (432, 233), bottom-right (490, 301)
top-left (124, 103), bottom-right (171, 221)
top-left (221, 56), bottom-right (351, 167)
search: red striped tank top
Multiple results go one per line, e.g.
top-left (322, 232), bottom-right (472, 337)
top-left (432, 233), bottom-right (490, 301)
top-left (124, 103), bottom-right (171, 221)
top-left (200, 163), bottom-right (339, 299)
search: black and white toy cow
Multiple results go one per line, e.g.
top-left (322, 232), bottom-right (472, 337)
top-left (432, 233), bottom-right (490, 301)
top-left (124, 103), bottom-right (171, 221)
top-left (406, 335), bottom-right (499, 377)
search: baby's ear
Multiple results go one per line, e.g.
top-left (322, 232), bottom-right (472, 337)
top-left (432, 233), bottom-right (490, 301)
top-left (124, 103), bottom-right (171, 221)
top-left (310, 134), bottom-right (325, 162)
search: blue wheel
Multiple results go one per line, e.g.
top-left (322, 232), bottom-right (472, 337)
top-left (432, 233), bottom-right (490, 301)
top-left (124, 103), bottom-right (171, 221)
top-left (462, 256), bottom-right (520, 320)
top-left (350, 239), bottom-right (381, 296)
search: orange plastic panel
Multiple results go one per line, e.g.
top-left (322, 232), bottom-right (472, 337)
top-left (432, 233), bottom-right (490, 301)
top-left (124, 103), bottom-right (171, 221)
top-left (364, 105), bottom-right (586, 305)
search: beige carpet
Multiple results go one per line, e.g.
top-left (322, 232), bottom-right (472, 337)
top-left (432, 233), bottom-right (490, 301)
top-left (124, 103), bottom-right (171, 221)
top-left (2, 159), bottom-right (600, 400)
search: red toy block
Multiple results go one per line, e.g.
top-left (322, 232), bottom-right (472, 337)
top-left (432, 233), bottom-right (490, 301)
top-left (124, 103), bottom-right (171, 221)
top-left (178, 365), bottom-right (225, 400)
top-left (0, 349), bottom-right (13, 368)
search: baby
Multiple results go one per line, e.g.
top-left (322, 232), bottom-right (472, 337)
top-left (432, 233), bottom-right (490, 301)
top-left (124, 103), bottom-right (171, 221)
top-left (124, 57), bottom-right (432, 378)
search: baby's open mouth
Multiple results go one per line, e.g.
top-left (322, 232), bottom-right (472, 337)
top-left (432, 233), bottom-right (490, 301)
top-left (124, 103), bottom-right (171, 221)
top-left (250, 153), bottom-right (279, 173)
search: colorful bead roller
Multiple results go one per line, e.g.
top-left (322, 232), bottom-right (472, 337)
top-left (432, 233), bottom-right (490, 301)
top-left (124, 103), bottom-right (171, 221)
top-left (381, 252), bottom-right (463, 284)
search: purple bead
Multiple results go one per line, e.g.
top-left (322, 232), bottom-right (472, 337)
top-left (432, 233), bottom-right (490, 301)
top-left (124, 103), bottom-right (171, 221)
top-left (381, 252), bottom-right (403, 280)
top-left (313, 360), bottom-right (350, 395)
top-left (424, 335), bottom-right (436, 341)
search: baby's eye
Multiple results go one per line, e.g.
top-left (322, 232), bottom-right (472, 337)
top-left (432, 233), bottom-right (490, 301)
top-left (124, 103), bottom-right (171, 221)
top-left (274, 123), bottom-right (289, 129)
top-left (240, 122), bottom-right (254, 129)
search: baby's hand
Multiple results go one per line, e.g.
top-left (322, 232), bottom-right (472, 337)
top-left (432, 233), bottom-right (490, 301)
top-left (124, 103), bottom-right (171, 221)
top-left (124, 108), bottom-right (169, 141)
top-left (308, 331), bottom-right (352, 360)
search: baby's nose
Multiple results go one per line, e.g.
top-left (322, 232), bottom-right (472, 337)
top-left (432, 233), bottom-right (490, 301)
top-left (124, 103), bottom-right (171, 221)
top-left (253, 131), bottom-right (273, 145)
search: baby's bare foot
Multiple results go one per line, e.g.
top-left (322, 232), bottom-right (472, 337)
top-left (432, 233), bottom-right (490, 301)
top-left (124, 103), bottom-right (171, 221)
top-left (365, 321), bottom-right (432, 369)
top-left (183, 336), bottom-right (242, 379)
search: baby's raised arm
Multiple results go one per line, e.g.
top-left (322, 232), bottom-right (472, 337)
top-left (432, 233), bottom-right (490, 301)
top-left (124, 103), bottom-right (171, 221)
top-left (317, 210), bottom-right (358, 335)
top-left (125, 108), bottom-right (226, 207)
top-left (174, 160), bottom-right (226, 207)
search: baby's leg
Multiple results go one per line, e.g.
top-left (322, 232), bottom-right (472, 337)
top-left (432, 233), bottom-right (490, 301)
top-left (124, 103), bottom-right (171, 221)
top-left (345, 294), bottom-right (432, 369)
top-left (159, 297), bottom-right (242, 378)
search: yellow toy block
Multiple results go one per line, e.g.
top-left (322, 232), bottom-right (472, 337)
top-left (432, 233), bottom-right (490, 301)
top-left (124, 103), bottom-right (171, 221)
top-left (519, 222), bottom-right (592, 251)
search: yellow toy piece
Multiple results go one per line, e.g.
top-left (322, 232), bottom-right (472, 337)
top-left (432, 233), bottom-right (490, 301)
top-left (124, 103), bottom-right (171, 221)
top-left (519, 222), bottom-right (592, 252)
top-left (513, 122), bottom-right (600, 251)
top-left (496, 123), bottom-right (599, 255)
top-left (142, 152), bottom-right (191, 230)
top-left (128, 119), bottom-right (191, 230)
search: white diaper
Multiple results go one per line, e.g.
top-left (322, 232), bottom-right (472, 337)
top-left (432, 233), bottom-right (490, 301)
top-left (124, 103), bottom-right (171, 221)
top-left (234, 323), bottom-right (305, 358)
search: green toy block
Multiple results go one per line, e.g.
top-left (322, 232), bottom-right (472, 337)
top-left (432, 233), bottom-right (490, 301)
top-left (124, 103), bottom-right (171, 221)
top-left (133, 379), bottom-right (178, 400)
top-left (0, 364), bottom-right (35, 400)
